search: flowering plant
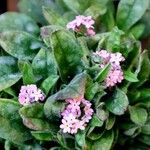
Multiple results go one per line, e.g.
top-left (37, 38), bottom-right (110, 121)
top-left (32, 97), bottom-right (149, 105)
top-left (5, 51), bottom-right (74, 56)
top-left (0, 0), bottom-right (150, 149)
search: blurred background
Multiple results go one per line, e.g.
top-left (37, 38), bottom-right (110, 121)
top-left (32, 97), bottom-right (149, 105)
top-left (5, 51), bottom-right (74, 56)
top-left (0, 0), bottom-right (149, 49)
top-left (0, 0), bottom-right (18, 14)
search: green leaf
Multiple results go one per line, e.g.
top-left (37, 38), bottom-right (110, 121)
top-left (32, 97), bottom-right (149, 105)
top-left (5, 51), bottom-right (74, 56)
top-left (47, 72), bottom-right (86, 100)
top-left (42, 7), bottom-right (67, 26)
top-left (91, 130), bottom-right (114, 150)
top-left (41, 25), bottom-right (64, 47)
top-left (18, 0), bottom-right (54, 24)
top-left (136, 50), bottom-right (150, 87)
top-left (96, 107), bottom-right (109, 121)
top-left (0, 99), bottom-right (30, 144)
top-left (141, 121), bottom-right (150, 135)
top-left (22, 118), bottom-right (51, 131)
top-left (124, 126), bottom-right (140, 137)
top-left (44, 73), bottom-right (87, 120)
top-left (95, 63), bottom-right (111, 82)
top-left (50, 29), bottom-right (83, 82)
top-left (90, 114), bottom-right (103, 127)
top-left (106, 88), bottom-right (129, 115)
top-left (84, 0), bottom-right (108, 19)
top-left (0, 12), bottom-right (39, 35)
top-left (85, 82), bottom-right (99, 100)
top-left (77, 37), bottom-right (90, 65)
top-left (62, 0), bottom-right (81, 14)
top-left (102, 1), bottom-right (115, 31)
top-left (105, 114), bottom-right (116, 130)
top-left (0, 99), bottom-right (20, 119)
top-left (19, 103), bottom-right (45, 119)
top-left (0, 56), bottom-right (18, 76)
top-left (19, 61), bottom-right (35, 85)
top-left (120, 122), bottom-right (141, 137)
top-left (0, 31), bottom-right (42, 60)
top-left (140, 89), bottom-right (150, 100)
top-left (31, 131), bottom-right (54, 141)
top-left (75, 131), bottom-right (86, 149)
top-left (117, 0), bottom-right (150, 30)
top-left (4, 87), bottom-right (17, 98)
top-left (141, 116), bottom-right (150, 135)
top-left (138, 135), bottom-right (150, 146)
top-left (19, 103), bottom-right (53, 131)
top-left (129, 106), bottom-right (148, 126)
top-left (0, 73), bottom-right (22, 92)
top-left (0, 116), bottom-right (31, 144)
top-left (87, 128), bottom-right (105, 141)
top-left (57, 132), bottom-right (75, 149)
top-left (4, 140), bottom-right (11, 150)
top-left (124, 70), bottom-right (139, 82)
top-left (40, 75), bottom-right (59, 96)
top-left (126, 41), bottom-right (141, 70)
top-left (140, 6), bottom-right (150, 38)
top-left (106, 27), bottom-right (124, 52)
top-left (129, 24), bottom-right (145, 39)
top-left (32, 48), bottom-right (58, 79)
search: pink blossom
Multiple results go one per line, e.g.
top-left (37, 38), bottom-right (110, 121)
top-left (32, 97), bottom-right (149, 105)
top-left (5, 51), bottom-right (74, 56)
top-left (110, 52), bottom-right (125, 66)
top-left (93, 50), bottom-right (110, 59)
top-left (93, 50), bottom-right (110, 65)
top-left (93, 50), bottom-right (125, 87)
top-left (105, 68), bottom-right (124, 87)
top-left (86, 28), bottom-right (96, 36)
top-left (77, 121), bottom-right (85, 130)
top-left (63, 113), bottom-right (77, 123)
top-left (66, 20), bottom-right (76, 30)
top-left (60, 97), bottom-right (93, 134)
top-left (66, 15), bottom-right (95, 36)
top-left (18, 84), bottom-right (45, 105)
top-left (84, 106), bottom-right (94, 116)
top-left (60, 119), bottom-right (71, 133)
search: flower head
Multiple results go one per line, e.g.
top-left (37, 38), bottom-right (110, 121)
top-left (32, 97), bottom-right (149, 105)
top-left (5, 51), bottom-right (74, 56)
top-left (60, 97), bottom-right (93, 134)
top-left (19, 84), bottom-right (45, 105)
top-left (93, 50), bottom-right (125, 87)
top-left (67, 15), bottom-right (95, 36)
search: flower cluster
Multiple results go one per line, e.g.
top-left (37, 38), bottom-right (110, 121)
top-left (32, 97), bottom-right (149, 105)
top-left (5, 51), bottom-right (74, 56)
top-left (60, 97), bottom-right (94, 134)
top-left (19, 84), bottom-right (45, 105)
top-left (94, 50), bottom-right (125, 87)
top-left (67, 15), bottom-right (95, 36)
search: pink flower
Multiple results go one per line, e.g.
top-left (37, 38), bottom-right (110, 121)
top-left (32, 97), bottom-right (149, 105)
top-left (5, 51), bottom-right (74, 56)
top-left (77, 121), bottom-right (85, 130)
top-left (66, 20), bottom-right (76, 30)
top-left (84, 106), bottom-right (94, 116)
top-left (93, 50), bottom-right (110, 59)
top-left (63, 113), bottom-right (77, 123)
top-left (75, 15), bottom-right (85, 26)
top-left (60, 97), bottom-right (93, 134)
top-left (60, 119), bottom-right (72, 133)
top-left (93, 50), bottom-right (125, 87)
top-left (18, 84), bottom-right (45, 105)
top-left (66, 15), bottom-right (95, 36)
top-left (105, 69), bottom-right (124, 87)
top-left (86, 28), bottom-right (96, 36)
top-left (110, 52), bottom-right (125, 66)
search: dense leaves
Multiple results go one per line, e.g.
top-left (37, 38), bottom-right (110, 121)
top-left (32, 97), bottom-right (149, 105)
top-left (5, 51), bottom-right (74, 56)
top-left (44, 73), bottom-right (87, 120)
top-left (0, 0), bottom-right (150, 149)
top-left (106, 88), bottom-right (129, 115)
top-left (0, 99), bottom-right (31, 144)
top-left (0, 12), bottom-right (39, 35)
top-left (0, 31), bottom-right (42, 60)
top-left (117, 0), bottom-right (150, 31)
top-left (50, 29), bottom-right (83, 82)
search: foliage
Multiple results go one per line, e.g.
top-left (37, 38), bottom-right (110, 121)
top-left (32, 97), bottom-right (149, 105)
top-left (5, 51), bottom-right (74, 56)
top-left (0, 0), bottom-right (150, 149)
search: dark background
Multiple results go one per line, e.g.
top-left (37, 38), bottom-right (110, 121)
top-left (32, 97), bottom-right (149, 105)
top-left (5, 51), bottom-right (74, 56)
top-left (0, 0), bottom-right (18, 14)
top-left (0, 0), bottom-right (6, 14)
